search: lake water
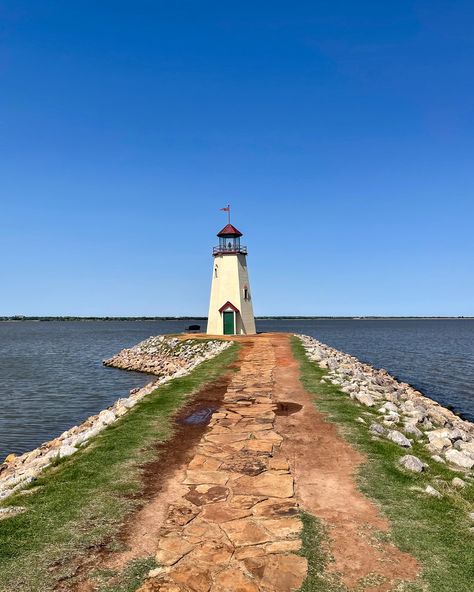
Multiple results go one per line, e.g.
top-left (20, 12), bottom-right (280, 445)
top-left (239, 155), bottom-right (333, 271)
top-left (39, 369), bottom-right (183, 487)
top-left (0, 319), bottom-right (473, 459)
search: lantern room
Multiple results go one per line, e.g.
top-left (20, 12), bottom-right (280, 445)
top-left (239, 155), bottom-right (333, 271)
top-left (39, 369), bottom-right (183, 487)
top-left (213, 224), bottom-right (247, 256)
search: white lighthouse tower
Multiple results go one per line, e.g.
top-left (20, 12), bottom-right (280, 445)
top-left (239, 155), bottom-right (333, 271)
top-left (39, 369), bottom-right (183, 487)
top-left (206, 210), bottom-right (256, 335)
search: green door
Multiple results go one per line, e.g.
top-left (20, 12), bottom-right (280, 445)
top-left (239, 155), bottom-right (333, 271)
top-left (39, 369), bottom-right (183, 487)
top-left (223, 311), bottom-right (235, 335)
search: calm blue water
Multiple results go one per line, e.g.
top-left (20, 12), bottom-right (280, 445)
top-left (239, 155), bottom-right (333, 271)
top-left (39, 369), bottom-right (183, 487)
top-left (258, 318), bottom-right (474, 423)
top-left (0, 319), bottom-right (473, 459)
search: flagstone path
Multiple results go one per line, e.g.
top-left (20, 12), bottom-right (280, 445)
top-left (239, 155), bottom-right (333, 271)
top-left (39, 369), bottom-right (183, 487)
top-left (138, 336), bottom-right (307, 592)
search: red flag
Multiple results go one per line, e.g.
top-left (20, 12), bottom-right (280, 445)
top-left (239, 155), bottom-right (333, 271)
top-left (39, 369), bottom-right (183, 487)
top-left (220, 206), bottom-right (230, 212)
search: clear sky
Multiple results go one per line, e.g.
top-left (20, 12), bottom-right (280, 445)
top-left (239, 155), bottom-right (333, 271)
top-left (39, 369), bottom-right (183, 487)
top-left (1, 1), bottom-right (473, 316)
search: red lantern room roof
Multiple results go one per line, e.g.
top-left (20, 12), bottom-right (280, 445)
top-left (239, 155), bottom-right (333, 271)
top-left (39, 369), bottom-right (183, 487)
top-left (217, 223), bottom-right (243, 238)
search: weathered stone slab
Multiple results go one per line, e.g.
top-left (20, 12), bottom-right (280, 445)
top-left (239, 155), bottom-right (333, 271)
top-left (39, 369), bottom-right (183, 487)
top-left (242, 440), bottom-right (274, 453)
top-left (220, 518), bottom-right (273, 546)
top-left (183, 470), bottom-right (230, 486)
top-left (252, 499), bottom-right (299, 518)
top-left (169, 560), bottom-right (213, 592)
top-left (233, 472), bottom-right (294, 498)
top-left (155, 536), bottom-right (195, 566)
top-left (243, 554), bottom-right (308, 592)
top-left (184, 485), bottom-right (229, 506)
top-left (200, 502), bottom-right (252, 523)
top-left (211, 567), bottom-right (259, 592)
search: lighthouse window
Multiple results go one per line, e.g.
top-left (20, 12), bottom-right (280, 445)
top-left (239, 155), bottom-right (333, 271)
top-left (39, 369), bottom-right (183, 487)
top-left (214, 266), bottom-right (218, 278)
top-left (244, 287), bottom-right (249, 300)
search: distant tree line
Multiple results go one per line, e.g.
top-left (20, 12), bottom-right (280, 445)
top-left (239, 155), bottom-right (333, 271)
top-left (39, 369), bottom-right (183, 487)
top-left (0, 316), bottom-right (208, 321)
top-left (0, 315), bottom-right (471, 322)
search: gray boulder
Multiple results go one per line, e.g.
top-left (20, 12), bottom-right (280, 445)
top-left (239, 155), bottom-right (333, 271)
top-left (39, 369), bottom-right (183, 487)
top-left (379, 401), bottom-right (398, 413)
top-left (370, 423), bottom-right (385, 436)
top-left (445, 449), bottom-right (474, 469)
top-left (98, 410), bottom-right (116, 426)
top-left (454, 441), bottom-right (474, 455)
top-left (387, 430), bottom-right (412, 448)
top-left (403, 423), bottom-right (423, 439)
top-left (399, 455), bottom-right (426, 473)
top-left (58, 444), bottom-right (78, 459)
top-left (425, 485), bottom-right (442, 498)
top-left (355, 392), bottom-right (375, 407)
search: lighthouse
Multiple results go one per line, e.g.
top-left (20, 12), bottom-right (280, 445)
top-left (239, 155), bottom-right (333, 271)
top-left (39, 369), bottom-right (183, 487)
top-left (207, 211), bottom-right (256, 335)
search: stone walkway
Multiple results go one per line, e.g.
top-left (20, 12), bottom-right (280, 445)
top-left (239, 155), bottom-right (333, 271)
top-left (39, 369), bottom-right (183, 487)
top-left (138, 336), bottom-right (307, 592)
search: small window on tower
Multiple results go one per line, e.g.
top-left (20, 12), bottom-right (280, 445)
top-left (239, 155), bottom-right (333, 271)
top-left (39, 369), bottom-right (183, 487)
top-left (214, 266), bottom-right (218, 278)
top-left (244, 287), bottom-right (249, 300)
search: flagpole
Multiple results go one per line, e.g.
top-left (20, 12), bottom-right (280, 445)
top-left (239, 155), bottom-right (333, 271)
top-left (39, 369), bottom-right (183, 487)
top-left (228, 204), bottom-right (231, 224)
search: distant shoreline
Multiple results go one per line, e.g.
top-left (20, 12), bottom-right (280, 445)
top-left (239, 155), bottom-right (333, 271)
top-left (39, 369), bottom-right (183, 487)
top-left (1, 316), bottom-right (473, 322)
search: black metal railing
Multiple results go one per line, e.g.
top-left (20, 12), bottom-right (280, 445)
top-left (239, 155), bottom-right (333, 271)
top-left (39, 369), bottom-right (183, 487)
top-left (213, 245), bottom-right (248, 255)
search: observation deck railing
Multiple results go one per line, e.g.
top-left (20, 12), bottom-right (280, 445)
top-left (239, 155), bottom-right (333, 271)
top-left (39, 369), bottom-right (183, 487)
top-left (213, 245), bottom-right (248, 255)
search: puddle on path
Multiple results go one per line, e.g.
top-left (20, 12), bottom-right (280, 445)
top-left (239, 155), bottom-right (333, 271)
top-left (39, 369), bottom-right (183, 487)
top-left (275, 401), bottom-right (303, 416)
top-left (179, 406), bottom-right (217, 425)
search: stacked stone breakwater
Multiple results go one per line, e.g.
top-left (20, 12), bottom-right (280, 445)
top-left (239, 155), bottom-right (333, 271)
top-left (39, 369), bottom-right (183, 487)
top-left (298, 334), bottom-right (474, 477)
top-left (0, 336), bottom-right (231, 502)
top-left (103, 335), bottom-right (228, 375)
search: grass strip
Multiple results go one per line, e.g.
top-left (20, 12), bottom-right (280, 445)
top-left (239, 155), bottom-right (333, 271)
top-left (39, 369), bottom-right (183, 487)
top-left (298, 512), bottom-right (346, 592)
top-left (292, 336), bottom-right (474, 592)
top-left (0, 342), bottom-right (239, 592)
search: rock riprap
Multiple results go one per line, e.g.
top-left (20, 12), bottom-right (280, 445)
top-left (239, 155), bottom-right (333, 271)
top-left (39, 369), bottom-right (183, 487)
top-left (0, 336), bottom-right (230, 502)
top-left (298, 335), bottom-right (474, 475)
top-left (138, 336), bottom-right (307, 592)
top-left (103, 335), bottom-right (228, 376)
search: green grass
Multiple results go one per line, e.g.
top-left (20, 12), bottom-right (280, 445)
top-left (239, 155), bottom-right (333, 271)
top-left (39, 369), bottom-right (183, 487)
top-left (292, 336), bottom-right (474, 592)
top-left (92, 557), bottom-right (157, 592)
top-left (0, 342), bottom-right (239, 592)
top-left (298, 512), bottom-right (346, 592)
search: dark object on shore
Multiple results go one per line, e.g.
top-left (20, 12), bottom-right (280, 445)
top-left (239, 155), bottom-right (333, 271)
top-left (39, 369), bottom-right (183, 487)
top-left (187, 324), bottom-right (201, 333)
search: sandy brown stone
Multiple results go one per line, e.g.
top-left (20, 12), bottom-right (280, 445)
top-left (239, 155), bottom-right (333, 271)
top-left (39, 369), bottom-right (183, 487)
top-left (183, 470), bottom-right (230, 486)
top-left (183, 519), bottom-right (223, 541)
top-left (204, 432), bottom-right (251, 444)
top-left (257, 517), bottom-right (302, 539)
top-left (243, 554), bottom-right (308, 592)
top-left (184, 485), bottom-right (229, 506)
top-left (211, 566), bottom-right (260, 592)
top-left (186, 539), bottom-right (234, 566)
top-left (265, 539), bottom-right (302, 553)
top-left (221, 455), bottom-right (267, 476)
top-left (268, 456), bottom-right (290, 471)
top-left (169, 560), bottom-right (214, 592)
top-left (233, 472), bottom-right (294, 498)
top-left (242, 440), bottom-right (274, 453)
top-left (220, 518), bottom-right (273, 546)
top-left (165, 504), bottom-right (200, 528)
top-left (234, 421), bottom-right (273, 432)
top-left (234, 545), bottom-right (267, 560)
top-left (188, 455), bottom-right (222, 471)
top-left (200, 502), bottom-right (252, 523)
top-left (252, 499), bottom-right (298, 518)
top-left (227, 405), bottom-right (275, 417)
top-left (231, 495), bottom-right (265, 510)
top-left (136, 576), bottom-right (183, 592)
top-left (199, 442), bottom-right (243, 458)
top-left (155, 536), bottom-right (195, 566)
top-left (252, 430), bottom-right (283, 443)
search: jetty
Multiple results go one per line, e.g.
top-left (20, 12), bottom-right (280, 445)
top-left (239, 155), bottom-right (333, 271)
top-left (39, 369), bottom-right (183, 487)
top-left (0, 332), bottom-right (473, 591)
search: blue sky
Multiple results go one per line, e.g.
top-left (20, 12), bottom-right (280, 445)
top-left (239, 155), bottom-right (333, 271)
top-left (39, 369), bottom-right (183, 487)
top-left (1, 1), bottom-right (473, 316)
